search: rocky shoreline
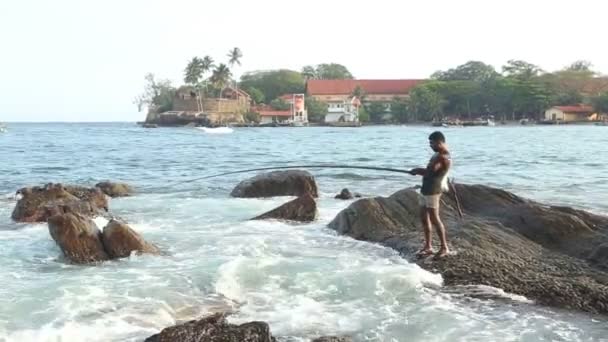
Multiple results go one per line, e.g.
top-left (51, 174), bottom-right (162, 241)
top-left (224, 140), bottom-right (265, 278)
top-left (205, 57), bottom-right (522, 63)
top-left (7, 170), bottom-right (608, 340)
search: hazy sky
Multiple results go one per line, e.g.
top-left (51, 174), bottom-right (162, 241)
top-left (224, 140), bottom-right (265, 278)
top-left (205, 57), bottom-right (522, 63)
top-left (1, 0), bottom-right (607, 122)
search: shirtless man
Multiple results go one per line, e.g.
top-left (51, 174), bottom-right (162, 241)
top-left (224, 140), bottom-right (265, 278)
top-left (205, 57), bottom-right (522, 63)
top-left (408, 131), bottom-right (451, 258)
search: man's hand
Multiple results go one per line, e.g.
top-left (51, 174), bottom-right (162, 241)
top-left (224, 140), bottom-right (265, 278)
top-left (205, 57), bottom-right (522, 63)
top-left (408, 168), bottom-right (425, 176)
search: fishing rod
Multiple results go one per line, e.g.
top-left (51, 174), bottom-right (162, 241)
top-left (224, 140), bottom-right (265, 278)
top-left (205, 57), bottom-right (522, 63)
top-left (161, 164), bottom-right (414, 188)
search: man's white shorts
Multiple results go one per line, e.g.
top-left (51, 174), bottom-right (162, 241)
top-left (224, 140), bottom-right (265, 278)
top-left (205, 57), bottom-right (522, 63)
top-left (419, 194), bottom-right (441, 209)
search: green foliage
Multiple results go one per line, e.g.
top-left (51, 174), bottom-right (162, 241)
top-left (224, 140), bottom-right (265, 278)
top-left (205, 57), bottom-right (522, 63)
top-left (502, 60), bottom-right (543, 80)
top-left (305, 96), bottom-right (328, 122)
top-left (240, 70), bottom-right (305, 103)
top-left (244, 87), bottom-right (265, 104)
top-left (351, 85), bottom-right (366, 100)
top-left (390, 97), bottom-right (409, 123)
top-left (432, 61), bottom-right (498, 82)
top-left (367, 102), bottom-right (387, 123)
top-left (244, 111), bottom-right (260, 123)
top-left (270, 98), bottom-right (290, 110)
top-left (211, 64), bottom-right (232, 91)
top-left (357, 106), bottom-right (369, 122)
top-left (184, 57), bottom-right (204, 85)
top-left (408, 85), bottom-right (445, 121)
top-left (227, 47), bottom-right (243, 67)
top-left (300, 63), bottom-right (354, 80)
top-left (591, 92), bottom-right (608, 114)
top-left (134, 73), bottom-right (176, 113)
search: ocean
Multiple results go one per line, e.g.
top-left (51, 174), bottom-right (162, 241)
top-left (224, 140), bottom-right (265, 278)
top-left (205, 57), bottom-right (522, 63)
top-left (0, 123), bottom-right (607, 341)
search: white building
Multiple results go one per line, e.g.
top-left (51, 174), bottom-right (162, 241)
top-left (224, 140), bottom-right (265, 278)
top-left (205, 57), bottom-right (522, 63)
top-left (324, 97), bottom-right (361, 123)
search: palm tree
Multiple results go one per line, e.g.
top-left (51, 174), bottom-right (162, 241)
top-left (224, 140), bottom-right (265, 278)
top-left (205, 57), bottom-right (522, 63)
top-left (198, 55), bottom-right (215, 112)
top-left (301, 65), bottom-right (316, 80)
top-left (212, 64), bottom-right (232, 94)
top-left (227, 47), bottom-right (243, 89)
top-left (184, 57), bottom-right (203, 111)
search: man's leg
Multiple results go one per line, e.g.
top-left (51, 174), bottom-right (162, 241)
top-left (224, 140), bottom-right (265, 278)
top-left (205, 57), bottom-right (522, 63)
top-left (417, 205), bottom-right (433, 256)
top-left (429, 208), bottom-right (449, 257)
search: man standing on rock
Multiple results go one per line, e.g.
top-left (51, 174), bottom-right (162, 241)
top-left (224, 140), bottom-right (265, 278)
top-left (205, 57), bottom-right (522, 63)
top-left (408, 131), bottom-right (451, 258)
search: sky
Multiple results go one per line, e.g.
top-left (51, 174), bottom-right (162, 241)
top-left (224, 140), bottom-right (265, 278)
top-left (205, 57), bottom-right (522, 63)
top-left (1, 0), bottom-right (607, 122)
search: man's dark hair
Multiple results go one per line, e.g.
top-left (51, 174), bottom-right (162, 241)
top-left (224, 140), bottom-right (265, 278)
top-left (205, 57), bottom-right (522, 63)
top-left (429, 131), bottom-right (445, 142)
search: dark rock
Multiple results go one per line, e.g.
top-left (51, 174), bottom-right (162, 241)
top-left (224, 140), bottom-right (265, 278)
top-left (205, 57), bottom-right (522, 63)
top-left (230, 170), bottom-right (318, 198)
top-left (47, 211), bottom-right (109, 264)
top-left (144, 313), bottom-right (275, 342)
top-left (334, 188), bottom-right (363, 200)
top-left (102, 220), bottom-right (160, 259)
top-left (252, 193), bottom-right (317, 222)
top-left (328, 184), bottom-right (608, 314)
top-left (335, 188), bottom-right (354, 200)
top-left (12, 183), bottom-right (108, 222)
top-left (312, 336), bottom-right (353, 342)
top-left (95, 181), bottom-right (134, 198)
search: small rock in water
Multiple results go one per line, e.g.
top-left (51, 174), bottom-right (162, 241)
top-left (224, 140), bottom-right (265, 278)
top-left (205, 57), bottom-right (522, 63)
top-left (252, 193), bottom-right (317, 222)
top-left (102, 219), bottom-right (160, 259)
top-left (145, 312), bottom-right (275, 342)
top-left (95, 181), bottom-right (134, 198)
top-left (11, 183), bottom-right (108, 222)
top-left (230, 170), bottom-right (318, 198)
top-left (334, 188), bottom-right (361, 200)
top-left (47, 210), bottom-right (109, 264)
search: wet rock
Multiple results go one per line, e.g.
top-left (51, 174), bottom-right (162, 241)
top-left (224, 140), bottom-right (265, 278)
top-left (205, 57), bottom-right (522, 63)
top-left (312, 336), bottom-right (353, 342)
top-left (334, 188), bottom-right (362, 200)
top-left (12, 183), bottom-right (108, 222)
top-left (101, 220), bottom-right (160, 259)
top-left (230, 170), bottom-right (318, 198)
top-left (252, 193), bottom-right (317, 222)
top-left (144, 312), bottom-right (275, 342)
top-left (328, 184), bottom-right (608, 314)
top-left (47, 211), bottom-right (109, 264)
top-left (95, 181), bottom-right (134, 198)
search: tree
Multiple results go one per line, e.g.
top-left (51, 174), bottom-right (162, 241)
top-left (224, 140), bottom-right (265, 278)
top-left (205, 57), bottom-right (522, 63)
top-left (227, 47), bottom-right (243, 87)
top-left (357, 105), bottom-right (369, 122)
top-left (304, 96), bottom-right (327, 122)
top-left (408, 85), bottom-right (445, 121)
top-left (134, 73), bottom-right (176, 117)
top-left (211, 64), bottom-right (232, 97)
top-left (301, 65), bottom-right (317, 80)
top-left (244, 111), bottom-right (260, 123)
top-left (184, 57), bottom-right (204, 111)
top-left (270, 98), bottom-right (290, 110)
top-left (390, 97), bottom-right (409, 123)
top-left (591, 92), bottom-right (608, 115)
top-left (502, 60), bottom-right (543, 80)
top-left (240, 70), bottom-right (305, 103)
top-left (367, 102), bottom-right (387, 123)
top-left (244, 86), bottom-right (265, 104)
top-left (351, 85), bottom-right (366, 101)
top-left (566, 60), bottom-right (594, 73)
top-left (433, 61), bottom-right (498, 82)
top-left (315, 63), bottom-right (354, 79)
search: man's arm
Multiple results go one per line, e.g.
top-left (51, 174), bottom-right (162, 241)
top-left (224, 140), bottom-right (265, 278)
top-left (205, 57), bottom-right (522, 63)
top-left (408, 168), bottom-right (427, 176)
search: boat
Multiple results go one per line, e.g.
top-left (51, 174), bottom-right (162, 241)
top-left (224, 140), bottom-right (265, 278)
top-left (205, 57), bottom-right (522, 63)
top-left (195, 126), bottom-right (234, 134)
top-left (0, 123), bottom-right (7, 133)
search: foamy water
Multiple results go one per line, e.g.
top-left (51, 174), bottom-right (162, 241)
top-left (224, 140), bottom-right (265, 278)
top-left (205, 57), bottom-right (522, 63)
top-left (0, 123), bottom-right (607, 341)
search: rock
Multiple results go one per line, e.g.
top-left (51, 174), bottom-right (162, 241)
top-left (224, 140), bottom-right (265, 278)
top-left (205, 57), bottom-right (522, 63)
top-left (102, 220), bottom-right (160, 259)
top-left (47, 211), bottom-right (109, 264)
top-left (312, 337), bottom-right (353, 342)
top-left (144, 313), bottom-right (275, 342)
top-left (252, 193), bottom-right (317, 222)
top-left (12, 183), bottom-right (108, 222)
top-left (95, 181), bottom-right (134, 198)
top-left (328, 184), bottom-right (608, 314)
top-left (334, 188), bottom-right (361, 200)
top-left (335, 188), bottom-right (354, 200)
top-left (230, 170), bottom-right (318, 198)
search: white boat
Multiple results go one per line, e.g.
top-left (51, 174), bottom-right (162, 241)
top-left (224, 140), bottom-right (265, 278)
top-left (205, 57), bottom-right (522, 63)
top-left (195, 126), bottom-right (234, 134)
top-left (0, 123), bottom-right (7, 133)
